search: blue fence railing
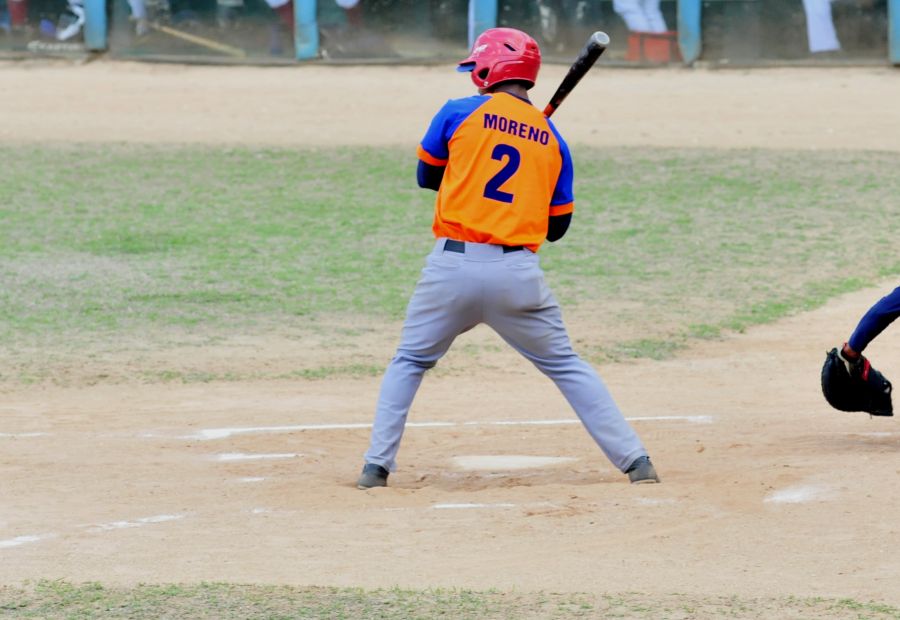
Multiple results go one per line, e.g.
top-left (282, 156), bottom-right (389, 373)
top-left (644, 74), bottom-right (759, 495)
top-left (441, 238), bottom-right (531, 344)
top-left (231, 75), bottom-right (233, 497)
top-left (2, 0), bottom-right (897, 66)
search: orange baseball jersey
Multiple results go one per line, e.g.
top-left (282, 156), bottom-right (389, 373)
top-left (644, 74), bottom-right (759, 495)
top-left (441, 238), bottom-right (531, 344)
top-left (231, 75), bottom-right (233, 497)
top-left (417, 92), bottom-right (575, 253)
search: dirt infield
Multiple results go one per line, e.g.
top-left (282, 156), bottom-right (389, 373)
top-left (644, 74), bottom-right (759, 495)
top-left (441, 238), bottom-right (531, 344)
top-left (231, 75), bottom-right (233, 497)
top-left (2, 61), bottom-right (899, 606)
top-left (2, 61), bottom-right (899, 151)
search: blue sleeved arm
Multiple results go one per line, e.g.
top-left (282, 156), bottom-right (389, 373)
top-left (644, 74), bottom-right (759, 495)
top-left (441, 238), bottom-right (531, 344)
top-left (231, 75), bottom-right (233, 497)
top-left (419, 103), bottom-right (454, 164)
top-left (847, 286), bottom-right (900, 353)
top-left (547, 119), bottom-right (575, 207)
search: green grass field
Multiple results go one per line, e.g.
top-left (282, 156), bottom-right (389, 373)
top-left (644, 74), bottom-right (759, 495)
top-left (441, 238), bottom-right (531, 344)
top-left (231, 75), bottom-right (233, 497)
top-left (2, 144), bottom-right (898, 382)
top-left (2, 581), bottom-right (899, 619)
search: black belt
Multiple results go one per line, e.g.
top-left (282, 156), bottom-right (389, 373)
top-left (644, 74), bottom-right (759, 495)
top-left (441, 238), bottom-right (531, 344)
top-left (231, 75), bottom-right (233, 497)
top-left (444, 239), bottom-right (524, 254)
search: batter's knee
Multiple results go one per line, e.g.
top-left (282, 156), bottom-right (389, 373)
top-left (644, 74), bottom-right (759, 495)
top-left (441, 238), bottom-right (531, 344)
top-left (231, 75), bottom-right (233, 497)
top-left (393, 351), bottom-right (439, 370)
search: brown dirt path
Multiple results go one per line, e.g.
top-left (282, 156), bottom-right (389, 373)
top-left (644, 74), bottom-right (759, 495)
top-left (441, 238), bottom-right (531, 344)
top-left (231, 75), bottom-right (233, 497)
top-left (1, 283), bottom-right (898, 603)
top-left (1, 61), bottom-right (899, 150)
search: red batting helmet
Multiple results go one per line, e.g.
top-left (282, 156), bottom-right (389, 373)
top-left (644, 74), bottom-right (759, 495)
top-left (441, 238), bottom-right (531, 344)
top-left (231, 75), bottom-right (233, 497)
top-left (457, 28), bottom-right (541, 90)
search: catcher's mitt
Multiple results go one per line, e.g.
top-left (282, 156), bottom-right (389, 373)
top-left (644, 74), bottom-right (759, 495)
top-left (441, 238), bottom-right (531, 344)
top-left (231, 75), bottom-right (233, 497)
top-left (821, 347), bottom-right (893, 417)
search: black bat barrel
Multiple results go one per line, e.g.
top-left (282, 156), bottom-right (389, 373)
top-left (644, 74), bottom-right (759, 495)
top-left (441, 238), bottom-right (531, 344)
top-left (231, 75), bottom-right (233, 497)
top-left (543, 31), bottom-right (609, 117)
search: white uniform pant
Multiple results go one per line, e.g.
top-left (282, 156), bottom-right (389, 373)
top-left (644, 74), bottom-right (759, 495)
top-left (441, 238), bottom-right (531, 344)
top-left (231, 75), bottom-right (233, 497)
top-left (802, 0), bottom-right (841, 53)
top-left (364, 239), bottom-right (648, 474)
top-left (613, 0), bottom-right (667, 33)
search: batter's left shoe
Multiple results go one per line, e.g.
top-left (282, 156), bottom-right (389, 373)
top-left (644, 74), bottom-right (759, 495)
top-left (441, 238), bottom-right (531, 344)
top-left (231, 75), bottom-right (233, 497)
top-left (626, 456), bottom-right (660, 484)
top-left (356, 463), bottom-right (388, 489)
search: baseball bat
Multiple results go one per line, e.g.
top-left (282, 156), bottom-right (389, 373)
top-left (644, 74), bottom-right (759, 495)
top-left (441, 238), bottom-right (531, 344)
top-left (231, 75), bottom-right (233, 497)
top-left (148, 22), bottom-right (248, 58)
top-left (543, 31), bottom-right (609, 118)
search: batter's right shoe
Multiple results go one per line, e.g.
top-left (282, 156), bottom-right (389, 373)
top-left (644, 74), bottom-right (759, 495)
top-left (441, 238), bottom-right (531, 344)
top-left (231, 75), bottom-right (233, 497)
top-left (356, 463), bottom-right (388, 489)
top-left (626, 456), bottom-right (660, 484)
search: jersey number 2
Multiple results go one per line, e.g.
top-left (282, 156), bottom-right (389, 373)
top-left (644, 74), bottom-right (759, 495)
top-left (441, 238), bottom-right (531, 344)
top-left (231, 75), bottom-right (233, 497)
top-left (483, 144), bottom-right (520, 204)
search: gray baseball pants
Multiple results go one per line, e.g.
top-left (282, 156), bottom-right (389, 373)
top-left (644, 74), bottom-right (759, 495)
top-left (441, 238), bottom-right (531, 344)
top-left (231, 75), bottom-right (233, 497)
top-left (363, 238), bottom-right (648, 473)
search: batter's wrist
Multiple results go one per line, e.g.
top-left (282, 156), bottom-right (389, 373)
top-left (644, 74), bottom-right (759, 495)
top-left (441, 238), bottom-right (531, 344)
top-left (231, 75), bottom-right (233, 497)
top-left (841, 342), bottom-right (860, 361)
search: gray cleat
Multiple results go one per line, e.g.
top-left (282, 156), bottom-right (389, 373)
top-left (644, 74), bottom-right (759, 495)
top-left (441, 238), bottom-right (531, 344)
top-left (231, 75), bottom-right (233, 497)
top-left (626, 456), bottom-right (660, 484)
top-left (357, 463), bottom-right (389, 489)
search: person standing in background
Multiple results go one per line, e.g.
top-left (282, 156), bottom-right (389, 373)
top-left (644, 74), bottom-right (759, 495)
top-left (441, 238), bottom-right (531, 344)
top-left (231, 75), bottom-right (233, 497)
top-left (7, 0), bottom-right (28, 30)
top-left (612, 0), bottom-right (667, 33)
top-left (612, 0), bottom-right (678, 63)
top-left (264, 0), bottom-right (361, 33)
top-left (802, 0), bottom-right (841, 54)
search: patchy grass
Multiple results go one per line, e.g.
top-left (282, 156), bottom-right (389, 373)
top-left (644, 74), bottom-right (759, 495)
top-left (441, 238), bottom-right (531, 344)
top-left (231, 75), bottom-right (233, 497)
top-left (1, 582), bottom-right (898, 619)
top-left (561, 148), bottom-right (900, 360)
top-left (1, 144), bottom-right (898, 383)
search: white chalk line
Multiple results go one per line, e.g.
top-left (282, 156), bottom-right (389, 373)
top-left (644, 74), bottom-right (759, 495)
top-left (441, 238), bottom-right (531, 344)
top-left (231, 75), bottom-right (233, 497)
top-left (432, 503), bottom-right (517, 510)
top-left (389, 498), bottom-right (675, 512)
top-left (187, 416), bottom-right (713, 441)
top-left (0, 534), bottom-right (55, 549)
top-left (630, 415), bottom-right (714, 424)
top-left (0, 432), bottom-right (50, 438)
top-left (216, 453), bottom-right (300, 462)
top-left (2, 514), bottom-right (185, 551)
top-left (185, 421), bottom-right (453, 441)
top-left (87, 514), bottom-right (185, 532)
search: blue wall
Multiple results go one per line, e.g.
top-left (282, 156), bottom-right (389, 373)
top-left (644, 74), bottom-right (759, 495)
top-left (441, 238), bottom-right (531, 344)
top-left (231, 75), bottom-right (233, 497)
top-left (295, 0), bottom-right (319, 60)
top-left (677, 0), bottom-right (702, 65)
top-left (468, 0), bottom-right (498, 48)
top-left (891, 0), bottom-right (900, 64)
top-left (83, 0), bottom-right (107, 50)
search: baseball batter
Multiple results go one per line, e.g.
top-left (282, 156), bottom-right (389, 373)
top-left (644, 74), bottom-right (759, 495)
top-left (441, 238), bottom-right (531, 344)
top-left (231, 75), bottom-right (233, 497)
top-left (357, 27), bottom-right (659, 489)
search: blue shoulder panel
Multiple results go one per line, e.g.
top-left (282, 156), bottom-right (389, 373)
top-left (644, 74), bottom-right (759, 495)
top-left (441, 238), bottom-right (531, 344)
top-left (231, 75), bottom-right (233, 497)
top-left (420, 95), bottom-right (491, 162)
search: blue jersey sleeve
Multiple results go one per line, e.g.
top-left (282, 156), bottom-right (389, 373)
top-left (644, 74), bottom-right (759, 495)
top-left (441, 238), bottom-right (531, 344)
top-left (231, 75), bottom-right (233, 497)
top-left (848, 286), bottom-right (900, 353)
top-left (419, 95), bottom-right (490, 164)
top-left (547, 119), bottom-right (574, 207)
